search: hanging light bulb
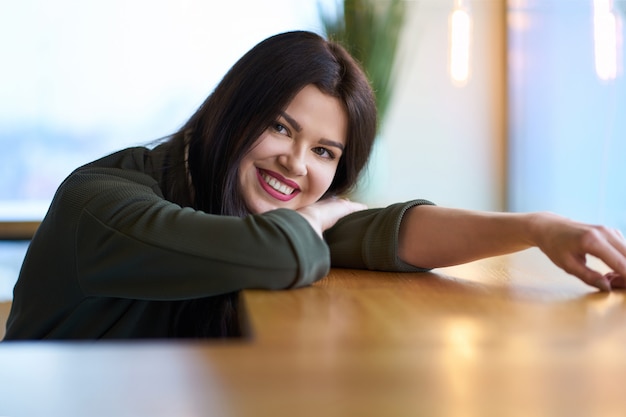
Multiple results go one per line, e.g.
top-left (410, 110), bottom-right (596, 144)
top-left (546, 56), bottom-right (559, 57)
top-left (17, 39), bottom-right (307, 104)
top-left (593, 0), bottom-right (621, 81)
top-left (449, 0), bottom-right (472, 86)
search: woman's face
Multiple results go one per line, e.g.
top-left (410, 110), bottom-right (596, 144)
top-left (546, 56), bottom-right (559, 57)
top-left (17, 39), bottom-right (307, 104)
top-left (239, 85), bottom-right (347, 214)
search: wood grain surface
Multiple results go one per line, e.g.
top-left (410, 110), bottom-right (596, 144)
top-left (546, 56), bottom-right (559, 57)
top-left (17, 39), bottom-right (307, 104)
top-left (1, 248), bottom-right (625, 417)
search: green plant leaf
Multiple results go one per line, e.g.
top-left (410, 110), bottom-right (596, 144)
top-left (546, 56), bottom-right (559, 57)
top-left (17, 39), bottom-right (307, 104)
top-left (319, 0), bottom-right (406, 128)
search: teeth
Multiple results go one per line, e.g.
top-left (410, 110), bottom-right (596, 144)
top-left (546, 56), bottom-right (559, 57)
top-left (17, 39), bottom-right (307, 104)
top-left (262, 173), bottom-right (295, 195)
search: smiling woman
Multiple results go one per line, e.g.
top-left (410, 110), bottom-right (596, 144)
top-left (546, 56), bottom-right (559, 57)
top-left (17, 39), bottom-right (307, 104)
top-left (4, 30), bottom-right (626, 342)
top-left (238, 85), bottom-right (348, 215)
top-left (3, 31), bottom-right (386, 340)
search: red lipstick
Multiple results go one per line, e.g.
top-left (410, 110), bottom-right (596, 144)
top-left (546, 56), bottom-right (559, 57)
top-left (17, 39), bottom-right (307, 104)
top-left (256, 169), bottom-right (300, 202)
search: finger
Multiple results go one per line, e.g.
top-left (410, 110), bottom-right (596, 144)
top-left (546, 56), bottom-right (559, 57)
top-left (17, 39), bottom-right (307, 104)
top-left (583, 229), bottom-right (626, 278)
top-left (606, 272), bottom-right (626, 289)
top-left (592, 275), bottom-right (612, 292)
top-left (608, 227), bottom-right (626, 253)
top-left (560, 253), bottom-right (611, 292)
top-left (591, 245), bottom-right (626, 280)
top-left (339, 199), bottom-right (367, 212)
top-left (581, 269), bottom-right (611, 292)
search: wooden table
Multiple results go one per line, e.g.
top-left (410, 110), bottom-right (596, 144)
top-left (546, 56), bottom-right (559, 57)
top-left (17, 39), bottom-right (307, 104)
top-left (2, 248), bottom-right (626, 416)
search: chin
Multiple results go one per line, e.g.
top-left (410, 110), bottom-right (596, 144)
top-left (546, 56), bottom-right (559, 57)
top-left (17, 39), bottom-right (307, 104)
top-left (247, 201), bottom-right (279, 215)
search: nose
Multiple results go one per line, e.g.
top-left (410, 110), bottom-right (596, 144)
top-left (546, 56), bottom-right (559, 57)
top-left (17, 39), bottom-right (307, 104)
top-left (278, 146), bottom-right (307, 176)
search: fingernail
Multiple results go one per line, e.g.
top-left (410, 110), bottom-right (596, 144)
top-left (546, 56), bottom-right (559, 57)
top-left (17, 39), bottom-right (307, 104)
top-left (594, 277), bottom-right (612, 292)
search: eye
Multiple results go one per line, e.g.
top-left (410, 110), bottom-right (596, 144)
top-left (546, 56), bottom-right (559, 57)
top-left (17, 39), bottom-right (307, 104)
top-left (271, 122), bottom-right (291, 137)
top-left (312, 147), bottom-right (336, 160)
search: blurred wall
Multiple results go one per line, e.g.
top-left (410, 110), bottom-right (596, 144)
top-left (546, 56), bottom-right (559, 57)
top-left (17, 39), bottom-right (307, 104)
top-left (363, 0), bottom-right (507, 211)
top-left (508, 0), bottom-right (626, 229)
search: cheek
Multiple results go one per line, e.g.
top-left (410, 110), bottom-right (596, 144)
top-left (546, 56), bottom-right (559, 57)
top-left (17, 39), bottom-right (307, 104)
top-left (237, 159), bottom-right (251, 187)
top-left (238, 156), bottom-right (260, 197)
top-left (312, 163), bottom-right (340, 197)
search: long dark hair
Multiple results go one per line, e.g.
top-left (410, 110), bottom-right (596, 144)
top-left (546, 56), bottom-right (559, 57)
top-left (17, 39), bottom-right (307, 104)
top-left (164, 31), bottom-right (377, 337)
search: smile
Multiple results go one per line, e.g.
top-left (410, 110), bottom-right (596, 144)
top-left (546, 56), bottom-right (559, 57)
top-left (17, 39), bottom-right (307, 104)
top-left (262, 172), bottom-right (295, 195)
top-left (257, 169), bottom-right (300, 202)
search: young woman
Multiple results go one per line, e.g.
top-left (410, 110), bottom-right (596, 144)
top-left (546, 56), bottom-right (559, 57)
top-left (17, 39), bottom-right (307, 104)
top-left (4, 31), bottom-right (626, 340)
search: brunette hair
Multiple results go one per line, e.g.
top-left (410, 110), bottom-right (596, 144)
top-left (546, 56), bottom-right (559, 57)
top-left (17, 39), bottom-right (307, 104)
top-left (164, 31), bottom-right (377, 338)
top-left (166, 30), bottom-right (377, 216)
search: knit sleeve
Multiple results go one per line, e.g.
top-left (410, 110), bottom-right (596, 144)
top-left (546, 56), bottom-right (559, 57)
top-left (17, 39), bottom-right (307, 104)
top-left (324, 199), bottom-right (435, 272)
top-left (60, 167), bottom-right (329, 299)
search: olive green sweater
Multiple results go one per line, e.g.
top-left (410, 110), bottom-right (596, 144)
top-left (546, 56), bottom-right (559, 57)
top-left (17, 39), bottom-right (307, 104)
top-left (4, 145), bottom-right (431, 339)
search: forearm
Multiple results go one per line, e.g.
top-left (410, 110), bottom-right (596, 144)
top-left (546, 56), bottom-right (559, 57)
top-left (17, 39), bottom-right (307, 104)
top-left (398, 205), bottom-right (539, 269)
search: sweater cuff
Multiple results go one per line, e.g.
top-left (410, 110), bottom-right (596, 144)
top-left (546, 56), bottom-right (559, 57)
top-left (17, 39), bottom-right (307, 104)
top-left (363, 199), bottom-right (434, 272)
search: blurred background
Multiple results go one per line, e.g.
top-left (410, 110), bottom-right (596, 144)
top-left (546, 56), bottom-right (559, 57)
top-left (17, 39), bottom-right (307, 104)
top-left (0, 0), bottom-right (625, 297)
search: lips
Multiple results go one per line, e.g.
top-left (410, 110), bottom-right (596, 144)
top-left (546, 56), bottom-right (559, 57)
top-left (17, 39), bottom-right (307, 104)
top-left (256, 169), bottom-right (300, 202)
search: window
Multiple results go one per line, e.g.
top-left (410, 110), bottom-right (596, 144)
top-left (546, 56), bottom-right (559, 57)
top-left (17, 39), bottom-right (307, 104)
top-left (0, 0), bottom-right (327, 222)
top-left (508, 0), bottom-right (626, 229)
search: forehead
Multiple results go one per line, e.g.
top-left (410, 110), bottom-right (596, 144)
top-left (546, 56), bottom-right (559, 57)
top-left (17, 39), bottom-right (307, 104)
top-left (283, 85), bottom-right (347, 146)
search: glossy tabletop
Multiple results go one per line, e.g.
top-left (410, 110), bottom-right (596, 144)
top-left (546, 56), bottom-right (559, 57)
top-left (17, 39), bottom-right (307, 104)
top-left (1, 248), bottom-right (626, 417)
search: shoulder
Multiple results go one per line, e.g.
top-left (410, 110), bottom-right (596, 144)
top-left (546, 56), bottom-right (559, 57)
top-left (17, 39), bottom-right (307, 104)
top-left (78, 146), bottom-right (152, 174)
top-left (64, 146), bottom-right (162, 192)
top-left (50, 147), bottom-right (167, 217)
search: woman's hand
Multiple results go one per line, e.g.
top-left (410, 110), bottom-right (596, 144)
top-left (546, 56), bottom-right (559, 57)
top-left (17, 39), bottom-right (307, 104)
top-left (529, 212), bottom-right (626, 291)
top-left (297, 197), bottom-right (367, 238)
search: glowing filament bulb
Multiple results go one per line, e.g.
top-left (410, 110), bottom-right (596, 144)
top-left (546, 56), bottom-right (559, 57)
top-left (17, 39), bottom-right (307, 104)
top-left (449, 2), bottom-right (472, 86)
top-left (593, 0), bottom-right (621, 81)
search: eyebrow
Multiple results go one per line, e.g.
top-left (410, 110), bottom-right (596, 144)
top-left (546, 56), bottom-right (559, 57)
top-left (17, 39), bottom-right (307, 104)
top-left (280, 111), bottom-right (345, 152)
top-left (319, 138), bottom-right (345, 152)
top-left (280, 111), bottom-right (302, 132)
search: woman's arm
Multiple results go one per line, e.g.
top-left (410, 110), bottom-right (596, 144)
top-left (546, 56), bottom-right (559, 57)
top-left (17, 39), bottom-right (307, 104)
top-left (398, 205), bottom-right (626, 291)
top-left (58, 167), bottom-right (333, 299)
